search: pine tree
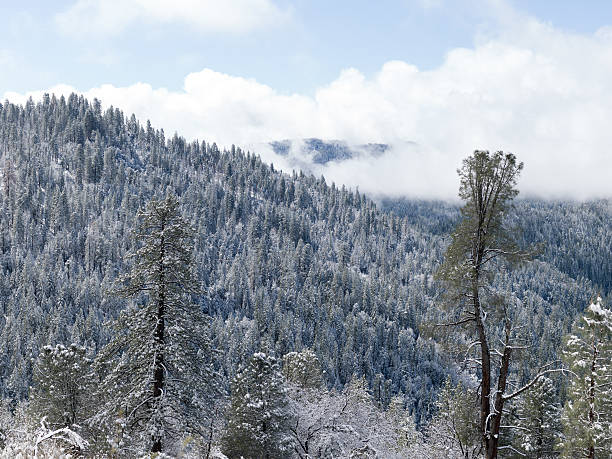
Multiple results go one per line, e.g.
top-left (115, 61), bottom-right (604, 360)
top-left (513, 376), bottom-right (561, 458)
top-left (29, 343), bottom-right (93, 431)
top-left (386, 395), bottom-right (422, 452)
top-left (560, 296), bottom-right (612, 458)
top-left (435, 151), bottom-right (538, 459)
top-left (425, 378), bottom-right (481, 458)
top-left (92, 194), bottom-right (219, 455)
top-left (282, 348), bottom-right (323, 389)
top-left (221, 352), bottom-right (294, 459)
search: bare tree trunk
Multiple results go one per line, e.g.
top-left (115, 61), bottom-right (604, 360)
top-left (474, 214), bottom-right (499, 459)
top-left (472, 225), bottom-right (495, 458)
top-left (205, 409), bottom-right (216, 459)
top-left (152, 233), bottom-right (166, 453)
top-left (484, 316), bottom-right (513, 459)
top-left (475, 293), bottom-right (492, 456)
top-left (587, 339), bottom-right (597, 459)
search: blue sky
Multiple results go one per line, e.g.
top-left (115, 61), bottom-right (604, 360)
top-left (3, 0), bottom-right (612, 95)
top-left (3, 0), bottom-right (612, 198)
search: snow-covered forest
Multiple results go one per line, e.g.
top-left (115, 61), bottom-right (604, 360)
top-left (0, 94), bottom-right (610, 457)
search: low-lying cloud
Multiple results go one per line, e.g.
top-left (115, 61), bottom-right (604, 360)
top-left (6, 10), bottom-right (612, 199)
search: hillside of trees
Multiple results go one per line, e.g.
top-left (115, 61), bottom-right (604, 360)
top-left (0, 94), bottom-right (610, 457)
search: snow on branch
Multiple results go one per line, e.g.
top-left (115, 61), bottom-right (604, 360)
top-left (34, 418), bottom-right (89, 456)
top-left (503, 368), bottom-right (569, 401)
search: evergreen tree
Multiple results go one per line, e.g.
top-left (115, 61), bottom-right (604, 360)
top-left (386, 395), bottom-right (422, 452)
top-left (29, 343), bottom-right (93, 431)
top-left (92, 194), bottom-right (219, 454)
top-left (513, 376), bottom-right (561, 458)
top-left (435, 151), bottom-right (538, 459)
top-left (560, 296), bottom-right (612, 458)
top-left (221, 352), bottom-right (294, 459)
top-left (425, 378), bottom-right (481, 458)
top-left (282, 348), bottom-right (323, 389)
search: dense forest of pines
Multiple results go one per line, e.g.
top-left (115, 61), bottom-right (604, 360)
top-left (0, 94), bottom-right (610, 457)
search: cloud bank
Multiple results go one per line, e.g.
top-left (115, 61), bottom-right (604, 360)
top-left (6, 10), bottom-right (612, 199)
top-left (55, 0), bottom-right (288, 36)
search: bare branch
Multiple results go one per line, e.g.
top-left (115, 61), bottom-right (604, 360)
top-left (436, 317), bottom-right (476, 327)
top-left (503, 368), bottom-right (569, 401)
top-left (498, 445), bottom-right (527, 456)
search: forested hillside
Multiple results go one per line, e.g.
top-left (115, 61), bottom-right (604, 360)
top-left (0, 94), bottom-right (448, 417)
top-left (0, 94), bottom-right (610, 456)
top-left (381, 198), bottom-right (612, 294)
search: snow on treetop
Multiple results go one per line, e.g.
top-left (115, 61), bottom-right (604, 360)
top-left (586, 296), bottom-right (612, 332)
top-left (588, 296), bottom-right (610, 318)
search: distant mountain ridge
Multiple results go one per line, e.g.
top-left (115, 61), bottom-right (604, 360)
top-left (269, 138), bottom-right (390, 164)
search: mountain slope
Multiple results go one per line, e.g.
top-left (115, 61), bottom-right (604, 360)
top-left (0, 94), bottom-right (608, 425)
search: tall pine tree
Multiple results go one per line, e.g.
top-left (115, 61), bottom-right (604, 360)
top-left (92, 194), bottom-right (219, 454)
top-left (435, 151), bottom-right (538, 459)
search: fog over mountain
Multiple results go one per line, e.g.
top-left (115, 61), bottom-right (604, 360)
top-left (258, 138), bottom-right (461, 200)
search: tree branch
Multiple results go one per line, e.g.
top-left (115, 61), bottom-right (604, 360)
top-left (503, 368), bottom-right (569, 401)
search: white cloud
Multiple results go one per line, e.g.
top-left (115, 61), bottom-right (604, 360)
top-left (7, 7), bottom-right (612, 199)
top-left (55, 0), bottom-right (289, 36)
